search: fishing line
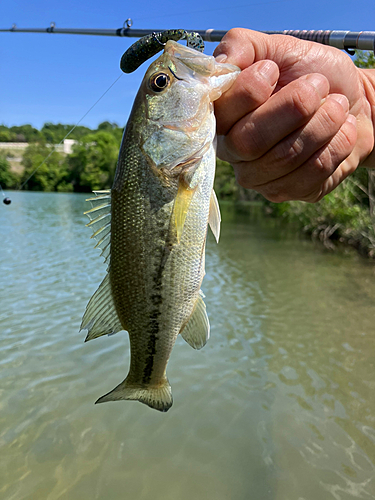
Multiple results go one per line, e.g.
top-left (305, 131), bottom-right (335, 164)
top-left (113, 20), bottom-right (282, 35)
top-left (8, 73), bottom-right (124, 199)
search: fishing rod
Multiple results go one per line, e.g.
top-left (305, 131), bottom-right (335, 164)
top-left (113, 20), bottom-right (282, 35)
top-left (1, 20), bottom-right (375, 53)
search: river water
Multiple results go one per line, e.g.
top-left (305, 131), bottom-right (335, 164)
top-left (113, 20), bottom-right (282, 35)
top-left (1, 191), bottom-right (375, 500)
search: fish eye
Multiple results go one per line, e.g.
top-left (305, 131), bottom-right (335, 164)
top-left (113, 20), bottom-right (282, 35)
top-left (149, 72), bottom-right (170, 92)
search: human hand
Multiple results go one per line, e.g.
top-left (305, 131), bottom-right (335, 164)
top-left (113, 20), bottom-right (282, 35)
top-left (214, 29), bottom-right (375, 202)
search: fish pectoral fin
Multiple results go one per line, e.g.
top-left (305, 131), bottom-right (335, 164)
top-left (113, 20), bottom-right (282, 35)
top-left (80, 274), bottom-right (124, 341)
top-left (173, 176), bottom-right (197, 243)
top-left (180, 291), bottom-right (210, 350)
top-left (95, 377), bottom-right (173, 412)
top-left (208, 189), bottom-right (221, 243)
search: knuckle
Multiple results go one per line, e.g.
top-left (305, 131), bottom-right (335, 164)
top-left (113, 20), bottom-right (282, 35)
top-left (290, 82), bottom-right (320, 119)
top-left (274, 136), bottom-right (304, 165)
top-left (224, 28), bottom-right (243, 39)
top-left (336, 124), bottom-right (356, 153)
top-left (219, 28), bottom-right (247, 48)
top-left (300, 188), bottom-right (324, 203)
top-left (260, 184), bottom-right (291, 203)
top-left (311, 149), bottom-right (333, 175)
top-left (217, 135), bottom-right (245, 164)
top-left (310, 126), bottom-right (355, 176)
top-left (230, 121), bottom-right (265, 160)
top-left (317, 103), bottom-right (345, 132)
top-left (234, 165), bottom-right (254, 190)
top-left (238, 76), bottom-right (268, 107)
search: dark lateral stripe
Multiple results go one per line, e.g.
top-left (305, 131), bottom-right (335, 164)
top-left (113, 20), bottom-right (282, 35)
top-left (141, 226), bottom-right (171, 384)
top-left (142, 308), bottom-right (160, 383)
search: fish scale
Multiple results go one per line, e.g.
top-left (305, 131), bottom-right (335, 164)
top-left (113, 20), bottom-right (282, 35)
top-left (81, 40), bottom-right (240, 411)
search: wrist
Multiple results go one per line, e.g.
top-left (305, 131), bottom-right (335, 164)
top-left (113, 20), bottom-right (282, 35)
top-left (358, 68), bottom-right (375, 167)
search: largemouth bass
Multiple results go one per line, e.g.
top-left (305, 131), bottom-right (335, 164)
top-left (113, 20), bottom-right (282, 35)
top-left (81, 40), bottom-right (240, 412)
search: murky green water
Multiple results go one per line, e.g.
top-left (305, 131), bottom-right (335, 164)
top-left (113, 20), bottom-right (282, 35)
top-left (1, 191), bottom-right (375, 500)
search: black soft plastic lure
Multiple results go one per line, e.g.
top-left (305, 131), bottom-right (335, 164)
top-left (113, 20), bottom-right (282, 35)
top-left (120, 29), bottom-right (204, 73)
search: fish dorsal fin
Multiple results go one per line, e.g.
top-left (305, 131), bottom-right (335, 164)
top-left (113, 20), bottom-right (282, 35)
top-left (173, 177), bottom-right (196, 243)
top-left (80, 274), bottom-right (123, 341)
top-left (180, 291), bottom-right (210, 350)
top-left (208, 189), bottom-right (221, 243)
top-left (84, 190), bottom-right (111, 268)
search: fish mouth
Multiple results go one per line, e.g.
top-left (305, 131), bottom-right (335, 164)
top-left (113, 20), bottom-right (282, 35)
top-left (165, 40), bottom-right (240, 75)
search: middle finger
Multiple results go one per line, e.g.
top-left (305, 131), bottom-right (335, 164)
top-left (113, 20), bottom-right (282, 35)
top-left (219, 73), bottom-right (330, 163)
top-left (243, 93), bottom-right (350, 188)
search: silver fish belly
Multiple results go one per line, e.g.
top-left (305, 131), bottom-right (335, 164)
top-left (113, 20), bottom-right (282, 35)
top-left (81, 41), bottom-right (240, 412)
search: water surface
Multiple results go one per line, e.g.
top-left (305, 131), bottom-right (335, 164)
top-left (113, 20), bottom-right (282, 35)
top-left (1, 192), bottom-right (375, 499)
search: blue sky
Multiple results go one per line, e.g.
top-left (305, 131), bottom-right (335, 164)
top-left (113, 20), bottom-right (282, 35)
top-left (1, 0), bottom-right (375, 130)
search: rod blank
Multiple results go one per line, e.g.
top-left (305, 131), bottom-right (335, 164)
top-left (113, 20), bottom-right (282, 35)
top-left (1, 25), bottom-right (374, 51)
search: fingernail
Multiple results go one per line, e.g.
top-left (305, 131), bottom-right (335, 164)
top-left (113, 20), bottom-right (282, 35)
top-left (257, 60), bottom-right (278, 86)
top-left (328, 94), bottom-right (349, 112)
top-left (305, 74), bottom-right (328, 98)
top-left (215, 53), bottom-right (227, 63)
top-left (346, 114), bottom-right (356, 125)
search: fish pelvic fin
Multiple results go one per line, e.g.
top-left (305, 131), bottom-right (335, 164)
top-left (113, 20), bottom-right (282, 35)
top-left (180, 290), bottom-right (210, 350)
top-left (80, 274), bottom-right (123, 341)
top-left (95, 377), bottom-right (173, 412)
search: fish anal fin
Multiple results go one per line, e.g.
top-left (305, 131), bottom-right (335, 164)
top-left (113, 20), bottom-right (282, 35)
top-left (180, 291), bottom-right (210, 350)
top-left (95, 377), bottom-right (173, 412)
top-left (80, 274), bottom-right (124, 341)
top-left (208, 189), bottom-right (221, 243)
top-left (174, 177), bottom-right (197, 243)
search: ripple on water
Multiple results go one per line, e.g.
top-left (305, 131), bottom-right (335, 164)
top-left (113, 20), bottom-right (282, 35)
top-left (1, 194), bottom-right (375, 499)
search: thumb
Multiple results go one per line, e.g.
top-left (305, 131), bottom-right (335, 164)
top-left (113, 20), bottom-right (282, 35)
top-left (213, 28), bottom-right (315, 71)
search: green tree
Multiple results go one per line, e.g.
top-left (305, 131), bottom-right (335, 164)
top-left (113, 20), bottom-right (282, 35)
top-left (70, 125), bottom-right (93, 141)
top-left (98, 121), bottom-right (124, 143)
top-left (0, 156), bottom-right (18, 188)
top-left (66, 131), bottom-right (120, 192)
top-left (0, 129), bottom-right (12, 142)
top-left (354, 50), bottom-right (375, 69)
top-left (21, 144), bottom-right (69, 191)
top-left (41, 123), bottom-right (69, 144)
top-left (41, 122), bottom-right (93, 144)
top-left (9, 124), bottom-right (43, 143)
top-left (97, 121), bottom-right (118, 131)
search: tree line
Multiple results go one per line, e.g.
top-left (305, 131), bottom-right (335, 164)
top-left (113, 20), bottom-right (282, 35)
top-left (0, 122), bottom-right (123, 192)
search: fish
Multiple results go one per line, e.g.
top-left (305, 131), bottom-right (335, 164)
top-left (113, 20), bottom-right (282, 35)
top-left (81, 40), bottom-right (240, 412)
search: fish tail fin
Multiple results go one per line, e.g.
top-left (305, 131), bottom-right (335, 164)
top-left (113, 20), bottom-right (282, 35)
top-left (95, 377), bottom-right (173, 412)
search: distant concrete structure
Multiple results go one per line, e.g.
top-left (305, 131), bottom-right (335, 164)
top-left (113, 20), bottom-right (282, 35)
top-left (0, 139), bottom-right (77, 173)
top-left (0, 142), bottom-right (29, 151)
top-left (0, 139), bottom-right (77, 154)
top-left (61, 139), bottom-right (76, 154)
